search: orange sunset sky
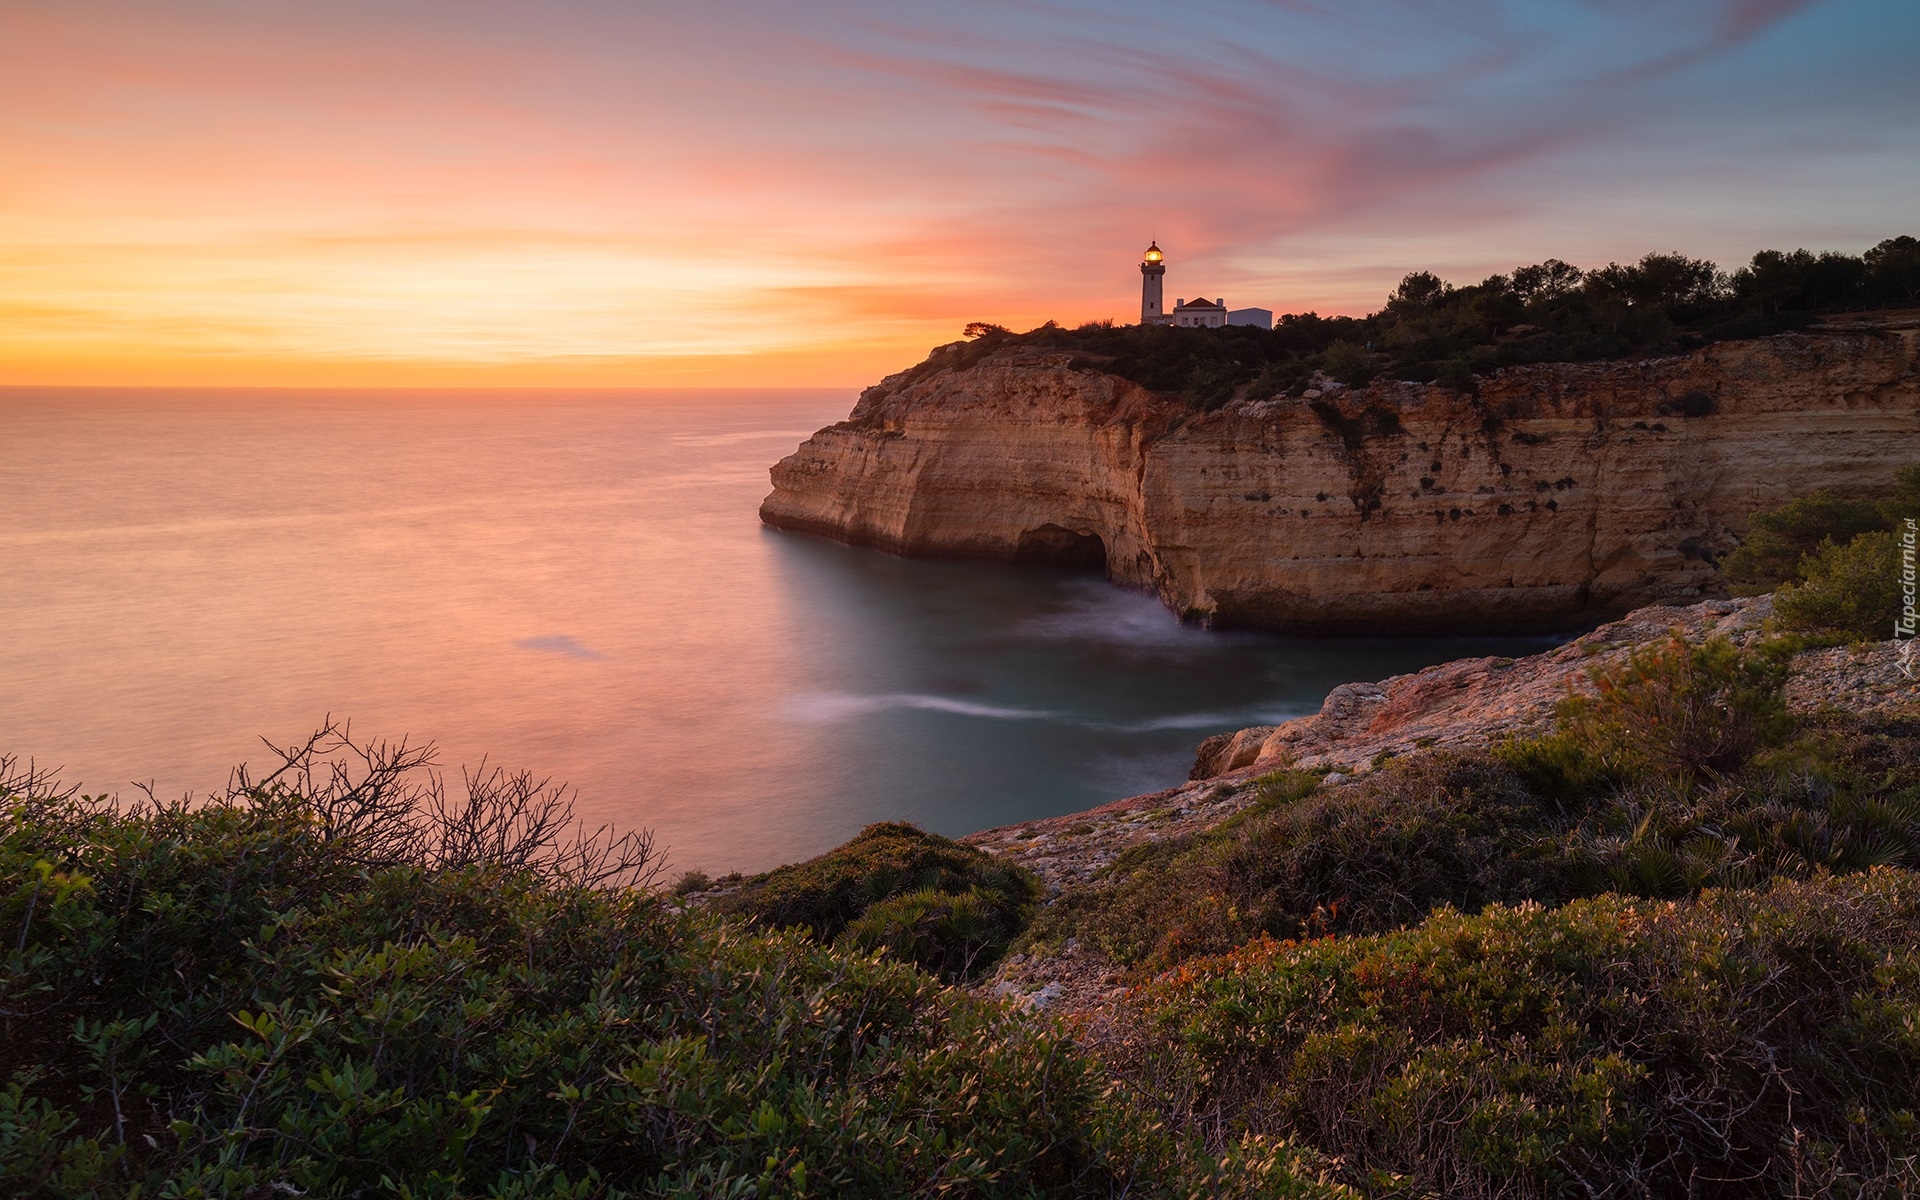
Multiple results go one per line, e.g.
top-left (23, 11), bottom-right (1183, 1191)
top-left (3, 0), bottom-right (1917, 388)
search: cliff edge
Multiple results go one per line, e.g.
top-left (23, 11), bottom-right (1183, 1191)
top-left (763, 318), bottom-right (1920, 633)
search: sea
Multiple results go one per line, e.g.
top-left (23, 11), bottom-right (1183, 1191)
top-left (1, 388), bottom-right (1557, 875)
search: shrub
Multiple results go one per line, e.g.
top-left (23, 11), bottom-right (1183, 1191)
top-left (1553, 633), bottom-right (1793, 786)
top-left (1723, 488), bottom-right (1885, 588)
top-left (1028, 756), bottom-right (1563, 971)
top-left (1318, 340), bottom-right (1376, 387)
top-left (669, 868), bottom-right (711, 896)
top-left (1774, 530), bottom-right (1903, 642)
top-left (1432, 358), bottom-right (1477, 392)
top-left (839, 885), bottom-right (1023, 980)
top-left (1556, 776), bottom-right (1919, 898)
top-left (713, 821), bottom-right (1040, 980)
top-left (1883, 463), bottom-right (1920, 527)
top-left (0, 763), bottom-right (1334, 1198)
top-left (1123, 871), bottom-right (1920, 1198)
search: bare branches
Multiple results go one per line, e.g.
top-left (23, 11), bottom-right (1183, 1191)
top-left (429, 759), bottom-right (659, 889)
top-left (224, 719), bottom-right (441, 867)
top-left (0, 754), bottom-right (83, 817)
top-left (221, 719), bottom-right (662, 889)
top-left (5, 721), bottom-right (662, 890)
top-left (0, 754), bottom-right (101, 844)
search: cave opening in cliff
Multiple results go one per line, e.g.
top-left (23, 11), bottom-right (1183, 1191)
top-left (1012, 524), bottom-right (1108, 573)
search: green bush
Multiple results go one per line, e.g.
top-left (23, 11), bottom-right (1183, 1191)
top-left (1556, 779), bottom-right (1918, 899)
top-left (1123, 871), bottom-right (1920, 1198)
top-left (1720, 464), bottom-right (1917, 603)
top-left (0, 766), bottom-right (1335, 1198)
top-left (712, 821), bottom-right (1040, 981)
top-left (1317, 340), bottom-right (1376, 388)
top-left (1774, 530), bottom-right (1902, 642)
top-left (1723, 488), bottom-right (1885, 588)
top-left (839, 885), bottom-right (1025, 981)
top-left (1553, 633), bottom-right (1794, 786)
top-left (1883, 463), bottom-right (1920, 527)
top-left (1028, 756), bottom-right (1558, 971)
top-left (1431, 358), bottom-right (1476, 392)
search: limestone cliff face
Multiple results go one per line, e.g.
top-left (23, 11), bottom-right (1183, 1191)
top-left (762, 319), bottom-right (1920, 633)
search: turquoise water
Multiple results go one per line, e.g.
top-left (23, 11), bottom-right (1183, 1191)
top-left (1, 388), bottom-right (1556, 874)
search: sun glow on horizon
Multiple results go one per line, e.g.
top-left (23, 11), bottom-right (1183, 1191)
top-left (2, 0), bottom-right (1916, 387)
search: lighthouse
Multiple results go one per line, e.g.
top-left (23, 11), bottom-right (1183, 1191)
top-left (1140, 242), bottom-right (1168, 325)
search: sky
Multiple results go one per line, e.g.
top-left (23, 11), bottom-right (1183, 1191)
top-left (3, 0), bottom-right (1917, 387)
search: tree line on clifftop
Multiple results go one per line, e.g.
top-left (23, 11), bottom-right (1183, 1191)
top-left (947, 233), bottom-right (1920, 411)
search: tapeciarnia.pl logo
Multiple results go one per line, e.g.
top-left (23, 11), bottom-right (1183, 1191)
top-left (1899, 516), bottom-right (1917, 679)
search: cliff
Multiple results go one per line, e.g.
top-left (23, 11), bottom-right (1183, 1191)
top-left (763, 317), bottom-right (1920, 633)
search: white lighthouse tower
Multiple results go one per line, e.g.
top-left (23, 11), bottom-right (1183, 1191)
top-left (1140, 242), bottom-right (1168, 325)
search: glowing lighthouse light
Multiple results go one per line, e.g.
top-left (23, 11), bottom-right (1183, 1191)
top-left (1139, 241), bottom-right (1168, 324)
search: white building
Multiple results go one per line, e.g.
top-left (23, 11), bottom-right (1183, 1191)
top-left (1139, 244), bottom-right (1265, 329)
top-left (1170, 297), bottom-right (1227, 327)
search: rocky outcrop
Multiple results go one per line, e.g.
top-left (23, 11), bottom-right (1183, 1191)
top-left (763, 319), bottom-right (1920, 633)
top-left (968, 596), bottom-right (1919, 897)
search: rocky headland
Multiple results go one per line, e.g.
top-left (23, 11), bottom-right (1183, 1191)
top-left (762, 316), bottom-right (1920, 633)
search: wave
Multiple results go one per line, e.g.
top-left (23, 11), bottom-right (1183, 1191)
top-left (782, 692), bottom-right (1059, 723)
top-left (1014, 580), bottom-right (1267, 650)
top-left (668, 429), bottom-right (822, 448)
top-left (782, 691), bottom-right (1308, 733)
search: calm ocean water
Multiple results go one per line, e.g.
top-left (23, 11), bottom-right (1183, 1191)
top-left (2, 388), bottom-right (1555, 874)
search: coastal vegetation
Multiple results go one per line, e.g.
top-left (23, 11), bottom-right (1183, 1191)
top-left (11, 608), bottom-right (1913, 1195)
top-left (711, 821), bottom-right (1041, 982)
top-left (1727, 463), bottom-right (1920, 641)
top-left (1016, 623), bottom-right (1920, 1195)
top-left (945, 234), bottom-right (1918, 410)
top-left (0, 756), bottom-right (1335, 1197)
top-left (1123, 872), bottom-right (1920, 1197)
top-left (1025, 633), bottom-right (1918, 971)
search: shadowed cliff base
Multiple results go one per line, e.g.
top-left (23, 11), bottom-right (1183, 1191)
top-left (1011, 523), bottom-right (1107, 570)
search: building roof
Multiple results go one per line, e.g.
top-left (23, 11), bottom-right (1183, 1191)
top-left (1173, 296), bottom-right (1224, 309)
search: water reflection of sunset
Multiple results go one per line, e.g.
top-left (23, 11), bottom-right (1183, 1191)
top-left (3, 1), bottom-right (1914, 387)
